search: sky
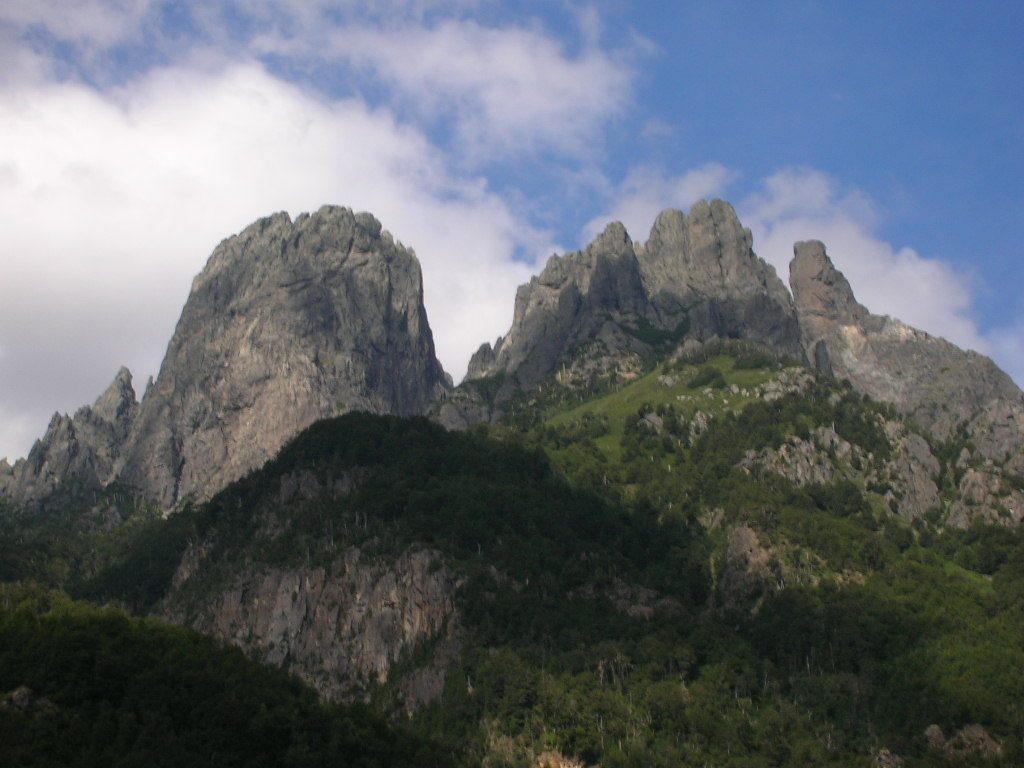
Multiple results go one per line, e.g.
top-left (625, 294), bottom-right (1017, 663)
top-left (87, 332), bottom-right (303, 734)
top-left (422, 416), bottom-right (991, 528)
top-left (1, 0), bottom-right (1022, 462)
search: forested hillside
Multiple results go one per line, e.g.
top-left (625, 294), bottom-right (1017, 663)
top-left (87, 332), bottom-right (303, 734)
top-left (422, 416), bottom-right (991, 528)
top-left (3, 342), bottom-right (1022, 766)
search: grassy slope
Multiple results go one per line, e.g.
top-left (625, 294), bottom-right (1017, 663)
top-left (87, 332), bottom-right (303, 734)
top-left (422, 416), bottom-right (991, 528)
top-left (546, 355), bottom-right (782, 462)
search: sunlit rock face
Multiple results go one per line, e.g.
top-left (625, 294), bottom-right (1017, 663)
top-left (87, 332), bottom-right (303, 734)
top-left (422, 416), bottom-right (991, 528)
top-left (790, 239), bottom-right (1021, 439)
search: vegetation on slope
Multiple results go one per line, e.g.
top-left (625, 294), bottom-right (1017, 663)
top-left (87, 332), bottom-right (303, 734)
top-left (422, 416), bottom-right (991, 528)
top-left (3, 342), bottom-right (1024, 766)
top-left (0, 583), bottom-right (451, 768)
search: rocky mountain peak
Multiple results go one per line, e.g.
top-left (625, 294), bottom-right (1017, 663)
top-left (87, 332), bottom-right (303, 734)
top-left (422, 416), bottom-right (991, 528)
top-left (789, 240), bottom-right (868, 328)
top-left (788, 241), bottom-right (1022, 438)
top-left (457, 200), bottom-right (803, 401)
top-left (113, 205), bottom-right (450, 508)
top-left (2, 206), bottom-right (450, 512)
top-left (91, 367), bottom-right (138, 431)
top-left (639, 200), bottom-right (792, 307)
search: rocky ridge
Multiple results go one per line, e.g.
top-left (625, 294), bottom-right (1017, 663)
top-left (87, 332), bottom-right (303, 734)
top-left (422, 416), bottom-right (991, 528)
top-left (462, 200), bottom-right (803, 397)
top-left (790, 240), bottom-right (1022, 440)
top-left (0, 368), bottom-right (137, 507)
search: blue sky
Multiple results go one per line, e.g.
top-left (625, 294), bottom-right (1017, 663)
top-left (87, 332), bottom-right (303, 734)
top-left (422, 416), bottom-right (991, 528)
top-left (0, 0), bottom-right (1021, 461)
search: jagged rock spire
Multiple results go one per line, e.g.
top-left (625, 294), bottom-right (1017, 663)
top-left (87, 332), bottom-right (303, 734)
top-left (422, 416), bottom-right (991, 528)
top-left (788, 240), bottom-right (1021, 438)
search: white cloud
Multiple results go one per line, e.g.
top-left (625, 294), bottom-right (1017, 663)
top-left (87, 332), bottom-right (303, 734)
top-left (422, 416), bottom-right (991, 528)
top-left (327, 18), bottom-right (636, 160)
top-left (740, 167), bottom-right (1000, 363)
top-left (0, 62), bottom-right (542, 461)
top-left (0, 0), bottom-right (154, 48)
top-left (581, 163), bottom-right (736, 244)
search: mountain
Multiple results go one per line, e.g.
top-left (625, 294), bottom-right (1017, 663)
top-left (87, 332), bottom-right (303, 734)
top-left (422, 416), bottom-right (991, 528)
top-left (17, 387), bottom-right (1021, 766)
top-left (790, 239), bottom-right (1023, 441)
top-left (3, 198), bottom-right (1024, 766)
top-left (455, 200), bottom-right (802, 402)
top-left (2, 206), bottom-right (450, 510)
top-left (440, 203), bottom-right (1023, 468)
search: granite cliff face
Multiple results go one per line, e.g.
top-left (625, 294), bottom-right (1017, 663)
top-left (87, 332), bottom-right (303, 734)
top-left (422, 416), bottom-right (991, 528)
top-left (789, 240), bottom-right (1022, 439)
top-left (463, 200), bottom-right (803, 395)
top-left (2, 206), bottom-right (450, 511)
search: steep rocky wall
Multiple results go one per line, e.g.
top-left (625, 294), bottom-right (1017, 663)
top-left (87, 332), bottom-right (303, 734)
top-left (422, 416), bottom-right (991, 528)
top-left (115, 206), bottom-right (449, 508)
top-left (164, 546), bottom-right (459, 709)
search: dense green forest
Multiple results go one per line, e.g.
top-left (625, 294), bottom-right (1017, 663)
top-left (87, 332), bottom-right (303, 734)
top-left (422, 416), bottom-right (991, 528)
top-left (2, 346), bottom-right (1023, 766)
top-left (0, 583), bottom-right (451, 767)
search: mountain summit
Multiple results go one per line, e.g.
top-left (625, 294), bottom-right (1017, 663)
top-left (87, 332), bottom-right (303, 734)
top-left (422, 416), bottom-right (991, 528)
top-left (2, 206), bottom-right (450, 509)
top-left (462, 200), bottom-right (802, 393)
top-left (790, 239), bottom-right (1022, 439)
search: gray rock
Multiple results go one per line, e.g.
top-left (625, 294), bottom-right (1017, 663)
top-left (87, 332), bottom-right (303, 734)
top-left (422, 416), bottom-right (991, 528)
top-left (720, 524), bottom-right (779, 609)
top-left (884, 428), bottom-right (942, 521)
top-left (948, 467), bottom-right (1024, 528)
top-left (117, 206), bottom-right (450, 507)
top-left (790, 240), bottom-right (1022, 438)
top-left (469, 220), bottom-right (651, 389)
top-left (0, 367), bottom-right (138, 506)
top-left (466, 340), bottom-right (498, 380)
top-left (466, 200), bottom-right (804, 401)
top-left (164, 546), bottom-right (459, 708)
top-left (637, 200), bottom-right (803, 356)
top-left (966, 399), bottom-right (1024, 470)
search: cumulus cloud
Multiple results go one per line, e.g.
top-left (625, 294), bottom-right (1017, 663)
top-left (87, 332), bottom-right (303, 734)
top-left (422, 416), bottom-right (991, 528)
top-left (320, 18), bottom-right (636, 160)
top-left (0, 62), bottom-right (543, 461)
top-left (581, 163), bottom-right (736, 244)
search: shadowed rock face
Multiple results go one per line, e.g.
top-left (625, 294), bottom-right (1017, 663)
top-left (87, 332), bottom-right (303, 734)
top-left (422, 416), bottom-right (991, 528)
top-left (466, 200), bottom-right (803, 391)
top-left (116, 206), bottom-right (450, 508)
top-left (0, 368), bottom-right (137, 506)
top-left (469, 220), bottom-right (651, 391)
top-left (163, 547), bottom-right (460, 709)
top-left (790, 240), bottom-right (1022, 438)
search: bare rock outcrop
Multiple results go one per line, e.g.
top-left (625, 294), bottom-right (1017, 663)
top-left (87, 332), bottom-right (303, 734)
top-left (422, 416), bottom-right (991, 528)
top-left (925, 723), bottom-right (1003, 760)
top-left (165, 547), bottom-right (459, 708)
top-left (116, 207), bottom-right (449, 508)
top-left (465, 200), bottom-right (803, 398)
top-left (0, 368), bottom-right (137, 506)
top-left (948, 467), bottom-right (1024, 528)
top-left (790, 240), bottom-right (1022, 439)
top-left (637, 200), bottom-right (802, 355)
top-left (720, 524), bottom-right (779, 609)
